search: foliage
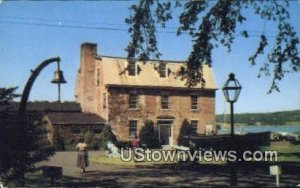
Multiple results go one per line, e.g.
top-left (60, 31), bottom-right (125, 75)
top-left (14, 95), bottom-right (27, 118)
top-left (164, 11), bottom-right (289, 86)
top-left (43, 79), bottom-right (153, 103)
top-left (139, 120), bottom-right (159, 148)
top-left (84, 131), bottom-right (100, 150)
top-left (177, 119), bottom-right (197, 146)
top-left (53, 125), bottom-right (117, 151)
top-left (116, 141), bottom-right (131, 149)
top-left (216, 110), bottom-right (300, 125)
top-left (0, 87), bottom-right (19, 184)
top-left (99, 124), bottom-right (117, 149)
top-left (52, 129), bottom-right (65, 151)
top-left (125, 0), bottom-right (300, 92)
top-left (0, 87), bottom-right (55, 186)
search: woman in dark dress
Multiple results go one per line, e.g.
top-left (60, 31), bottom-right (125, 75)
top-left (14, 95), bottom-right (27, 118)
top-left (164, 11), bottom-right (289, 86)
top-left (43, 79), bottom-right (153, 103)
top-left (76, 138), bottom-right (89, 173)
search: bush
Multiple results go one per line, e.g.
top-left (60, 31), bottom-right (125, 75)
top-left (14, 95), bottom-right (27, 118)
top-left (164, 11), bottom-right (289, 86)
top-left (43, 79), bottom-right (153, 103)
top-left (116, 141), bottom-right (131, 149)
top-left (98, 124), bottom-right (117, 149)
top-left (139, 120), bottom-right (159, 148)
top-left (0, 87), bottom-right (55, 186)
top-left (90, 137), bottom-right (101, 150)
top-left (177, 119), bottom-right (196, 146)
top-left (52, 130), bottom-right (65, 151)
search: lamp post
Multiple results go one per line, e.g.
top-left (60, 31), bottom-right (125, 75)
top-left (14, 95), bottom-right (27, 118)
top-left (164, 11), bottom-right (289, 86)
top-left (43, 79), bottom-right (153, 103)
top-left (222, 73), bottom-right (242, 186)
top-left (17, 57), bottom-right (66, 186)
top-left (222, 73), bottom-right (242, 137)
top-left (18, 57), bottom-right (67, 118)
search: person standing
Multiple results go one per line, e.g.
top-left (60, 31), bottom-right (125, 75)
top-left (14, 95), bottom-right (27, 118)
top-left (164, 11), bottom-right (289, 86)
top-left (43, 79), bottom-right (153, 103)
top-left (76, 138), bottom-right (89, 173)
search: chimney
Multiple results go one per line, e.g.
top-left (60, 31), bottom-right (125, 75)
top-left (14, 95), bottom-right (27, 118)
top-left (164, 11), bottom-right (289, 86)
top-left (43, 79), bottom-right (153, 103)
top-left (78, 42), bottom-right (98, 113)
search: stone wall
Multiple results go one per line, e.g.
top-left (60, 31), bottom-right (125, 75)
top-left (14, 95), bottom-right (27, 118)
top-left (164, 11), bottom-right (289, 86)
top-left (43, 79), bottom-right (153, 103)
top-left (107, 87), bottom-right (216, 144)
top-left (46, 119), bottom-right (103, 147)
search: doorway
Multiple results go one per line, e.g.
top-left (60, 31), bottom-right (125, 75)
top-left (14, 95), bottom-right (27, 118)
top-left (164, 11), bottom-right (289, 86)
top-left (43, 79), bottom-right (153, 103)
top-left (158, 120), bottom-right (173, 146)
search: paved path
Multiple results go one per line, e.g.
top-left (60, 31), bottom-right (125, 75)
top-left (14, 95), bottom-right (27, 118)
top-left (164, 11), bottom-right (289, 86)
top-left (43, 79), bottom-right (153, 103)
top-left (36, 151), bottom-right (300, 187)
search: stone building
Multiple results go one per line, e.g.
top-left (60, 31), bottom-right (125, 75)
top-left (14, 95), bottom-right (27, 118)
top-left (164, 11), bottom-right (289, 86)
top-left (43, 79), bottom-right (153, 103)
top-left (75, 43), bottom-right (217, 146)
top-left (8, 102), bottom-right (106, 146)
top-left (44, 111), bottom-right (106, 146)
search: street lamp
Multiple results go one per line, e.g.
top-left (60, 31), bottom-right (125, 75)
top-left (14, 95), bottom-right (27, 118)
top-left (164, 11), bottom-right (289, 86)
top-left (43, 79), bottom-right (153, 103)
top-left (222, 73), bottom-right (242, 186)
top-left (222, 73), bottom-right (242, 137)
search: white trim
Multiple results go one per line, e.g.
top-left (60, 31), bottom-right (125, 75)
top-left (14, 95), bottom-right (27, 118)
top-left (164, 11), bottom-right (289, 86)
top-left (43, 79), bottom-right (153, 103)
top-left (158, 120), bottom-right (173, 146)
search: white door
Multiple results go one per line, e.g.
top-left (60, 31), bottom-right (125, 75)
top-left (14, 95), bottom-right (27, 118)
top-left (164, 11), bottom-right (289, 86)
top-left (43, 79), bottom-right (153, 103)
top-left (159, 123), bottom-right (173, 146)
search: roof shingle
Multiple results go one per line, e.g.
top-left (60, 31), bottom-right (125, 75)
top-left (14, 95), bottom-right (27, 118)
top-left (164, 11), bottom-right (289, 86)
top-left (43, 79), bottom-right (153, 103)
top-left (46, 112), bottom-right (106, 125)
top-left (100, 56), bottom-right (217, 90)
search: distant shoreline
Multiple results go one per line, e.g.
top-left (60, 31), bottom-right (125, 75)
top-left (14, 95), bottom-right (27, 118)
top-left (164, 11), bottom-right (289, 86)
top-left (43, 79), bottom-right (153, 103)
top-left (217, 122), bottom-right (300, 126)
top-left (216, 109), bottom-right (300, 126)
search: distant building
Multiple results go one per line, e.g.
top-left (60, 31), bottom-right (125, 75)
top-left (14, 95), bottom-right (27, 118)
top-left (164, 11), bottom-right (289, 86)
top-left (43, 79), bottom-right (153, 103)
top-left (75, 43), bottom-right (217, 146)
top-left (8, 102), bottom-right (106, 146)
top-left (44, 111), bottom-right (105, 145)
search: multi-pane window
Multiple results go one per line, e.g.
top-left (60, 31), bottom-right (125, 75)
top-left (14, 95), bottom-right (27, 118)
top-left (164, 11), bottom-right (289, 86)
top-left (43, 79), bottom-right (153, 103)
top-left (129, 120), bottom-right (137, 137)
top-left (161, 95), bottom-right (169, 109)
top-left (190, 120), bottom-right (198, 134)
top-left (128, 61), bottom-right (136, 76)
top-left (191, 96), bottom-right (198, 110)
top-left (129, 93), bottom-right (138, 109)
top-left (159, 63), bottom-right (167, 77)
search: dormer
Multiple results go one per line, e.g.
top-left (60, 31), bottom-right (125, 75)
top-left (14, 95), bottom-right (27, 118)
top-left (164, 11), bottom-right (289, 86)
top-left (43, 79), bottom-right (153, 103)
top-left (127, 60), bottom-right (137, 76)
top-left (159, 62), bottom-right (167, 78)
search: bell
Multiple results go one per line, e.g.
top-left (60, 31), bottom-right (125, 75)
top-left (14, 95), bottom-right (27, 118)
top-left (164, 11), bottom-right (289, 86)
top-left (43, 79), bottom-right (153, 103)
top-left (51, 70), bottom-right (67, 84)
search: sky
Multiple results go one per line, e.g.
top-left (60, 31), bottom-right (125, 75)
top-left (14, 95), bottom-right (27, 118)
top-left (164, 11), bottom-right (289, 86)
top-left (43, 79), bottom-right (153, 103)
top-left (0, 1), bottom-right (299, 114)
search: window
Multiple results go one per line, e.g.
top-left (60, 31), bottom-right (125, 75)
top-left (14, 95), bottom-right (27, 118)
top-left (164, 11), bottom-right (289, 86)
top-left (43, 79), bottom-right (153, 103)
top-left (96, 68), bottom-right (100, 86)
top-left (129, 120), bottom-right (137, 137)
top-left (129, 93), bottom-right (138, 109)
top-left (103, 93), bottom-right (107, 108)
top-left (161, 95), bottom-right (169, 109)
top-left (191, 120), bottom-right (198, 134)
top-left (128, 60), bottom-right (136, 76)
top-left (159, 63), bottom-right (167, 77)
top-left (191, 96), bottom-right (198, 110)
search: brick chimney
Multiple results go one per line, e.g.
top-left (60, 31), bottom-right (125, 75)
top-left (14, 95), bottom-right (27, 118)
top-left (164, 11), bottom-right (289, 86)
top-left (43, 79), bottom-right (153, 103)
top-left (76, 43), bottom-right (97, 113)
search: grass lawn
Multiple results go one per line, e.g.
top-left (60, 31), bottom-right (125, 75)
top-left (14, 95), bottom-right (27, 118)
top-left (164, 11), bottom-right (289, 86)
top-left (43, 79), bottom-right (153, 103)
top-left (260, 141), bottom-right (300, 163)
top-left (90, 155), bottom-right (177, 167)
top-left (90, 150), bottom-right (227, 167)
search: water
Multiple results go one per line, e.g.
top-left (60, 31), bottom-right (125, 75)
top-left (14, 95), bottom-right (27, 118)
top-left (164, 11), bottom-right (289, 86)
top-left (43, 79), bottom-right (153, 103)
top-left (218, 125), bottom-right (300, 135)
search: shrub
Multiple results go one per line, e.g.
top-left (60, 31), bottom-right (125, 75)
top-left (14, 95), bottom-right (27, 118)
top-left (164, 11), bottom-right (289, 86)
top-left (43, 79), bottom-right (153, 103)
top-left (64, 137), bottom-right (76, 151)
top-left (98, 124), bottom-right (117, 149)
top-left (177, 119), bottom-right (196, 146)
top-left (116, 141), bottom-right (131, 149)
top-left (139, 120), bottom-right (159, 148)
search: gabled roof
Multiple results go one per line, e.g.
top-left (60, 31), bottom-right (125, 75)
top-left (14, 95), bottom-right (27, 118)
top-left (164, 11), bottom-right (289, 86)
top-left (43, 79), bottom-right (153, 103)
top-left (46, 112), bottom-right (106, 125)
top-left (99, 56), bottom-right (217, 90)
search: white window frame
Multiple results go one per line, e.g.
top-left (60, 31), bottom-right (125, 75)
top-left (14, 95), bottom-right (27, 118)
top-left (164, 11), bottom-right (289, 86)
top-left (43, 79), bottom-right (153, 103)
top-left (161, 95), bottom-right (169, 109)
top-left (191, 95), bottom-right (198, 110)
top-left (129, 120), bottom-right (137, 137)
top-left (129, 93), bottom-right (138, 109)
